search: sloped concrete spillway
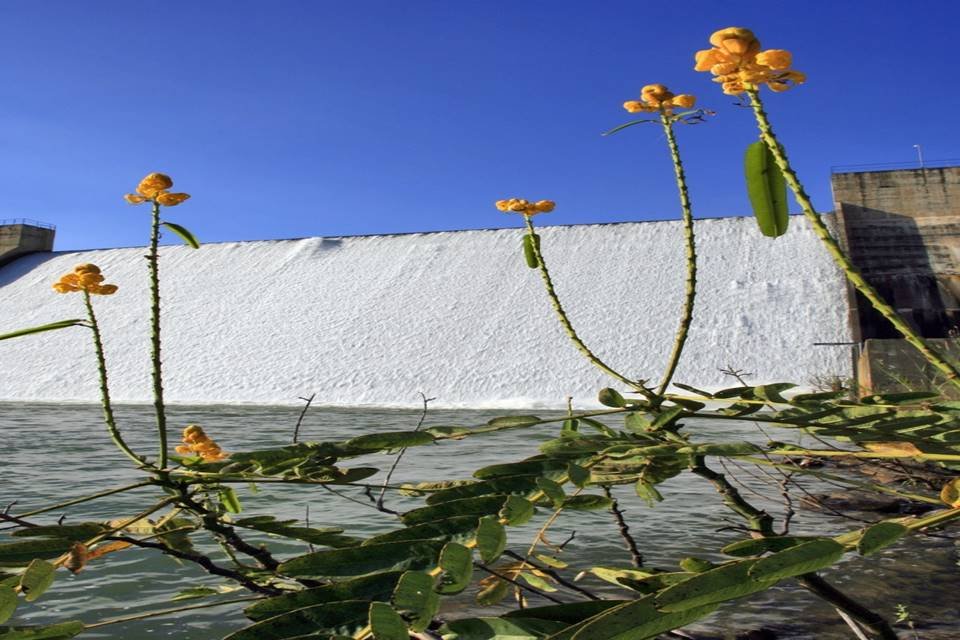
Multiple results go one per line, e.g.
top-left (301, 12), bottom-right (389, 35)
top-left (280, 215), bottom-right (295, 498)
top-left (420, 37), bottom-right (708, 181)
top-left (0, 216), bottom-right (853, 408)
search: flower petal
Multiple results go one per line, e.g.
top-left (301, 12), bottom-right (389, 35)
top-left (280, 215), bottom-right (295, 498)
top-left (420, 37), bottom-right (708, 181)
top-left (156, 192), bottom-right (190, 207)
top-left (124, 194), bottom-right (147, 205)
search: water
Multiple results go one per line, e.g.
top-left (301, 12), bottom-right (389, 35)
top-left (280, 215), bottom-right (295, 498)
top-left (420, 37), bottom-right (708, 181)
top-left (1, 403), bottom-right (956, 639)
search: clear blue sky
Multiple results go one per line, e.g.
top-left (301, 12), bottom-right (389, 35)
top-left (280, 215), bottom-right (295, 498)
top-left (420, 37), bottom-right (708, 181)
top-left (1, 1), bottom-right (957, 250)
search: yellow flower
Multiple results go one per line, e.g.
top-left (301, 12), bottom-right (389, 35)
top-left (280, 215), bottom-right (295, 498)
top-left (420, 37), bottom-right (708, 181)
top-left (52, 264), bottom-right (118, 296)
top-left (177, 424), bottom-right (228, 461)
top-left (495, 198), bottom-right (555, 217)
top-left (694, 27), bottom-right (804, 95)
top-left (124, 172), bottom-right (190, 207)
top-left (622, 84), bottom-right (696, 114)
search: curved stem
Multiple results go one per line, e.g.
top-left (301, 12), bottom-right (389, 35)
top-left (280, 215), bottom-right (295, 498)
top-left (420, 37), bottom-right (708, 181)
top-left (148, 201), bottom-right (169, 467)
top-left (656, 111), bottom-right (698, 396)
top-left (523, 216), bottom-right (651, 396)
top-left (83, 290), bottom-right (148, 467)
top-left (746, 88), bottom-right (960, 391)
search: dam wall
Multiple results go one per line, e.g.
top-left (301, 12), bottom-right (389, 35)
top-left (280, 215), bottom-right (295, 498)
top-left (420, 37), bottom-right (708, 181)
top-left (0, 216), bottom-right (853, 408)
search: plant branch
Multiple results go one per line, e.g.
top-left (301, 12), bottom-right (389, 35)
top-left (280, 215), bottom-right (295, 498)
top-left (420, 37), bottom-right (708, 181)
top-left (148, 200), bottom-right (169, 467)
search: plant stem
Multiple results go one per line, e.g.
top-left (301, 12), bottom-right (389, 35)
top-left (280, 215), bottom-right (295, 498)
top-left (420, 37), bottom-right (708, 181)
top-left (148, 200), bottom-right (169, 467)
top-left (523, 216), bottom-right (651, 396)
top-left (656, 111), bottom-right (697, 396)
top-left (746, 88), bottom-right (960, 392)
top-left (84, 596), bottom-right (261, 629)
top-left (14, 481), bottom-right (154, 518)
top-left (83, 290), bottom-right (148, 467)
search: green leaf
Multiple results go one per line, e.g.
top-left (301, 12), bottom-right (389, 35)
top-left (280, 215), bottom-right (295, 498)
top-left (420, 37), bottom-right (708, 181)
top-left (0, 622), bottom-right (85, 639)
top-left (754, 383), bottom-right (796, 403)
top-left (402, 496), bottom-right (508, 526)
top-left (861, 391), bottom-right (941, 405)
top-left (172, 586), bottom-right (220, 601)
top-left (364, 516), bottom-right (480, 546)
top-left (673, 383), bottom-right (713, 398)
top-left (0, 587), bottom-right (16, 626)
top-left (225, 600), bottom-right (369, 640)
top-left (11, 523), bottom-right (107, 541)
top-left (684, 442), bottom-right (762, 457)
top-left (601, 119), bottom-right (659, 136)
top-left (587, 566), bottom-right (654, 587)
top-left (440, 617), bottom-right (567, 639)
top-left (475, 578), bottom-right (510, 606)
top-left (721, 536), bottom-right (821, 557)
top-left (634, 480), bottom-right (663, 506)
top-left (0, 539), bottom-right (73, 567)
top-left (438, 542), bottom-right (473, 595)
top-left (245, 572), bottom-right (402, 621)
top-left (598, 388), bottom-right (626, 408)
top-left (392, 571), bottom-right (438, 632)
top-left (475, 516), bottom-right (506, 563)
top-left (499, 496), bottom-right (535, 526)
top-left (560, 495), bottom-right (612, 511)
top-left (219, 487), bottom-right (242, 514)
top-left (857, 522), bottom-right (909, 556)
top-left (655, 560), bottom-right (775, 611)
top-left (564, 595), bottom-right (719, 640)
top-left (427, 476), bottom-right (541, 505)
top-left (278, 540), bottom-right (444, 577)
top-left (577, 418), bottom-right (617, 437)
top-left (535, 478), bottom-right (565, 507)
top-left (474, 458), bottom-right (567, 480)
top-left (19, 560), bottom-right (54, 603)
top-left (679, 557), bottom-right (715, 573)
top-left (518, 571), bottom-right (557, 592)
top-left (744, 140), bottom-right (788, 238)
top-left (0, 319), bottom-right (85, 342)
top-left (486, 416), bottom-right (542, 428)
top-left (747, 539), bottom-right (845, 582)
top-left (567, 463), bottom-right (590, 489)
top-left (345, 430), bottom-right (435, 452)
top-left (369, 601), bottom-right (408, 640)
top-left (160, 221), bottom-right (200, 248)
top-left (235, 516), bottom-right (359, 548)
top-left (561, 419), bottom-right (579, 435)
top-left (522, 234), bottom-right (540, 269)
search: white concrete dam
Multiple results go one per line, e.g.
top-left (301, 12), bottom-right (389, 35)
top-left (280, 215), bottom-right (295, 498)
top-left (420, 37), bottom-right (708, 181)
top-left (0, 216), bottom-right (853, 408)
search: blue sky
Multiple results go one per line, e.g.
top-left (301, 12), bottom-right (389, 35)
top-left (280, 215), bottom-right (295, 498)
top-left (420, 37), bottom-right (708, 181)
top-left (1, 1), bottom-right (957, 250)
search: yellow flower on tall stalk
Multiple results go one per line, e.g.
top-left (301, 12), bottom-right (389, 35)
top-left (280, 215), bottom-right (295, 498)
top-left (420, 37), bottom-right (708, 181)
top-left (494, 198), bottom-right (555, 217)
top-left (124, 173), bottom-right (190, 207)
top-left (694, 27), bottom-right (805, 94)
top-left (175, 425), bottom-right (228, 462)
top-left (623, 84), bottom-right (696, 113)
top-left (52, 264), bottom-right (119, 296)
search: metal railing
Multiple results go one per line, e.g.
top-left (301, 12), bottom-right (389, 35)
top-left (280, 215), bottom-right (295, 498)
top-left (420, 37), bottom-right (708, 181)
top-left (0, 218), bottom-right (56, 230)
top-left (831, 159), bottom-right (960, 174)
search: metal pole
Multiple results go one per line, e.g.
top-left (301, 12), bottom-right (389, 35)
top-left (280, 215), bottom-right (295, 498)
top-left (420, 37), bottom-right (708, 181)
top-left (913, 144), bottom-right (924, 168)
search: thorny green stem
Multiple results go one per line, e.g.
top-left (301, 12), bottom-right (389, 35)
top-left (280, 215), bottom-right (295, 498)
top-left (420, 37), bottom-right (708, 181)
top-left (656, 111), bottom-right (697, 397)
top-left (83, 290), bottom-right (148, 467)
top-left (148, 200), bottom-right (169, 468)
top-left (746, 88), bottom-right (960, 392)
top-left (523, 215), bottom-right (652, 397)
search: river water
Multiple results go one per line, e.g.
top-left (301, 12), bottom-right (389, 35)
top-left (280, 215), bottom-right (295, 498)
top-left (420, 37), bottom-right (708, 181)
top-left (1, 402), bottom-right (956, 639)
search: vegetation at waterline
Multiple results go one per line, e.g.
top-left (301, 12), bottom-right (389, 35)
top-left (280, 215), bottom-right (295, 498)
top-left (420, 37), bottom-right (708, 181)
top-left (1, 26), bottom-right (958, 640)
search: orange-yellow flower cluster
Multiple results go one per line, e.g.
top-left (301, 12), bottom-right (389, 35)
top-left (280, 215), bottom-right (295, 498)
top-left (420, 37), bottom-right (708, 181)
top-left (124, 172), bottom-right (191, 207)
top-left (623, 84), bottom-right (696, 113)
top-left (175, 425), bottom-right (228, 461)
top-left (52, 264), bottom-right (118, 295)
top-left (694, 27), bottom-right (805, 95)
top-left (495, 198), bottom-right (555, 216)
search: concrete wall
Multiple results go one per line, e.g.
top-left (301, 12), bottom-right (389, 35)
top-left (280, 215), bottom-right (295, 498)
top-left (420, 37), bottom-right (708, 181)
top-left (0, 224), bottom-right (55, 267)
top-left (832, 166), bottom-right (960, 394)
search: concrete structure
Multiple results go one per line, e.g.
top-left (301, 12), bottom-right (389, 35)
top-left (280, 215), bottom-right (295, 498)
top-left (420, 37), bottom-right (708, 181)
top-left (832, 166), bottom-right (960, 392)
top-left (0, 219), bottom-right (56, 267)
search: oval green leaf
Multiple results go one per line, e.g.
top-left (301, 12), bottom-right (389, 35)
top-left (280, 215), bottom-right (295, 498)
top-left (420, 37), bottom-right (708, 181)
top-left (369, 601), bottom-right (408, 640)
top-left (438, 542), bottom-right (473, 595)
top-left (160, 221), bottom-right (200, 248)
top-left (744, 140), bottom-right (789, 238)
top-left (475, 516), bottom-right (506, 563)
